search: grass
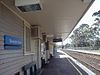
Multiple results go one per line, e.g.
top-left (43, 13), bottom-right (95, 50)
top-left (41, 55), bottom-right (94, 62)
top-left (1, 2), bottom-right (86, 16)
top-left (90, 50), bottom-right (100, 53)
top-left (83, 50), bottom-right (100, 53)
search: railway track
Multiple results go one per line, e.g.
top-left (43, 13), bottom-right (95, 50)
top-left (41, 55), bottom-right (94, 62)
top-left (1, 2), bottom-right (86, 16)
top-left (63, 50), bottom-right (100, 75)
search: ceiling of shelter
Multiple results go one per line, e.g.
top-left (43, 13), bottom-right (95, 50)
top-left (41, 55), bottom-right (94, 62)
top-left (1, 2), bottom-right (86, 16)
top-left (1, 0), bottom-right (93, 40)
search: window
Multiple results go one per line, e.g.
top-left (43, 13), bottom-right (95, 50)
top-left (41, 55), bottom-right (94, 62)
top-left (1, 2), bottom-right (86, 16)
top-left (24, 22), bottom-right (33, 55)
top-left (26, 26), bottom-right (31, 52)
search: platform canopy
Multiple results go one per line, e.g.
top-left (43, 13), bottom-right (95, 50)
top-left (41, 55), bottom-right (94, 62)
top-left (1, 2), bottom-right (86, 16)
top-left (1, 0), bottom-right (94, 41)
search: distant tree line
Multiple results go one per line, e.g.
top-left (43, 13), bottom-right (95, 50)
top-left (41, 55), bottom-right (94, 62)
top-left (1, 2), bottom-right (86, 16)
top-left (67, 10), bottom-right (100, 50)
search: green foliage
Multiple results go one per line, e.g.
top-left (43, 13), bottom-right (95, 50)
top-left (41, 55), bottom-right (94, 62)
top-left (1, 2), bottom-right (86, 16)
top-left (92, 10), bottom-right (100, 17)
top-left (69, 10), bottom-right (100, 49)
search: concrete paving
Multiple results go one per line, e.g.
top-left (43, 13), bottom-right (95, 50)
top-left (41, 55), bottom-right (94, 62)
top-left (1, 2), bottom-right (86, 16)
top-left (40, 50), bottom-right (88, 75)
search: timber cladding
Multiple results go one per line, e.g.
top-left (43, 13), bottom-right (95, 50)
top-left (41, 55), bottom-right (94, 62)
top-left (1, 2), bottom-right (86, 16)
top-left (0, 32), bottom-right (4, 49)
top-left (0, 3), bottom-right (33, 75)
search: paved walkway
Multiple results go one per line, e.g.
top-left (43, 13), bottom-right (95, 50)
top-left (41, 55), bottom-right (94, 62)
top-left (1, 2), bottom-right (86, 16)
top-left (40, 50), bottom-right (88, 75)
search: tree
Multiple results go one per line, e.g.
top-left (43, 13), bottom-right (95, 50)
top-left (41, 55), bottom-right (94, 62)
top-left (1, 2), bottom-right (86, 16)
top-left (92, 10), bottom-right (100, 21)
top-left (69, 10), bottom-right (100, 50)
top-left (70, 24), bottom-right (91, 47)
top-left (92, 10), bottom-right (100, 49)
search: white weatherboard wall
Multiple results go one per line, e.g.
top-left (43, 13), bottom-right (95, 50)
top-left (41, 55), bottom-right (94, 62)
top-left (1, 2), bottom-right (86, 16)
top-left (0, 3), bottom-right (35, 75)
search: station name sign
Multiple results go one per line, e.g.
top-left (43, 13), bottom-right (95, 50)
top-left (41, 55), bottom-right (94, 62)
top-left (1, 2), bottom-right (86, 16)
top-left (4, 35), bottom-right (22, 49)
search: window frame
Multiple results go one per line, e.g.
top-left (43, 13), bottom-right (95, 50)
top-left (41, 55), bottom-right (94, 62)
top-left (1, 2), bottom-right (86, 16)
top-left (23, 22), bottom-right (35, 55)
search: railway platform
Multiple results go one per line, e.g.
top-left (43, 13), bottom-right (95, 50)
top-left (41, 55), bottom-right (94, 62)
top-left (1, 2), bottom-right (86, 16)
top-left (40, 50), bottom-right (89, 75)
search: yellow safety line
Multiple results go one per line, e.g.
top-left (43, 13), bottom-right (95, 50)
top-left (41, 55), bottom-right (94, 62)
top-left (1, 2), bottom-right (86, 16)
top-left (67, 58), bottom-right (83, 75)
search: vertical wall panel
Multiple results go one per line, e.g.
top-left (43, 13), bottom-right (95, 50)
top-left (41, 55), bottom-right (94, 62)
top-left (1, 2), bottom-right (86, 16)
top-left (0, 3), bottom-right (34, 75)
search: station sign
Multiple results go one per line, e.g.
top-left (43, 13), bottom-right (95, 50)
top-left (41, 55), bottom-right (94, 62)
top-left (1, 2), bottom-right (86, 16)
top-left (53, 38), bottom-right (62, 42)
top-left (4, 35), bottom-right (22, 49)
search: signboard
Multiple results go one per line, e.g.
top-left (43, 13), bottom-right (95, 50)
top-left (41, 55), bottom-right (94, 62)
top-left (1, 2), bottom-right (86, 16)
top-left (4, 35), bottom-right (22, 49)
top-left (53, 38), bottom-right (62, 42)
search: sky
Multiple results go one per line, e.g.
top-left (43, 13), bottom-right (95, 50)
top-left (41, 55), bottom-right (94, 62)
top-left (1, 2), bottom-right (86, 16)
top-left (62, 0), bottom-right (100, 45)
